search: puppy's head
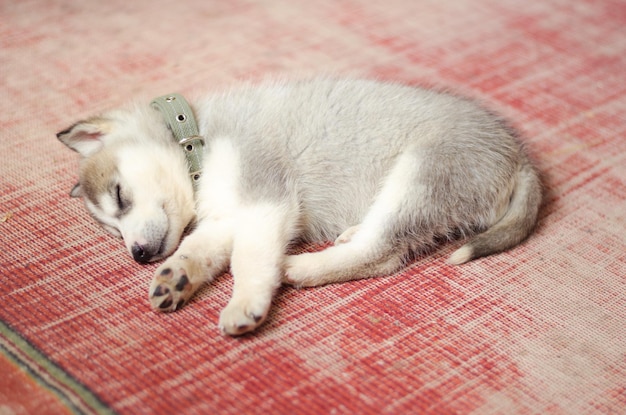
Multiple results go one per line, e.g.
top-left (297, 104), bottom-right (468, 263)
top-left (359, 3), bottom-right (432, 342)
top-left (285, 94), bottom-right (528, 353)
top-left (57, 105), bottom-right (196, 263)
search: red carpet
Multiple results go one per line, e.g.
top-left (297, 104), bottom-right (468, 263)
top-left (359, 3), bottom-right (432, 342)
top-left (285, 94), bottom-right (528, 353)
top-left (1, 0), bottom-right (625, 413)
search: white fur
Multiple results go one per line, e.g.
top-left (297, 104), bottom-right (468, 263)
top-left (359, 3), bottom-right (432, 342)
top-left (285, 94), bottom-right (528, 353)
top-left (195, 138), bottom-right (240, 221)
top-left (448, 246), bottom-right (473, 265)
top-left (220, 202), bottom-right (298, 334)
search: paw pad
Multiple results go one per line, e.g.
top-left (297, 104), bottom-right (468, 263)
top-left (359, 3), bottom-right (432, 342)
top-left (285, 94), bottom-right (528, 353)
top-left (152, 285), bottom-right (170, 297)
top-left (175, 274), bottom-right (190, 291)
top-left (158, 297), bottom-right (173, 309)
top-left (150, 267), bottom-right (193, 312)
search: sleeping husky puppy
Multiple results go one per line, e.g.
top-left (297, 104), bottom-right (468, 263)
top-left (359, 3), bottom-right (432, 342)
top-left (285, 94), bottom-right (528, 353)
top-left (57, 78), bottom-right (541, 335)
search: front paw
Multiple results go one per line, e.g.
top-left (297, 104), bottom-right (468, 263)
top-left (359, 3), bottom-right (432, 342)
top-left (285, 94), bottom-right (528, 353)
top-left (149, 265), bottom-right (193, 312)
top-left (218, 296), bottom-right (271, 336)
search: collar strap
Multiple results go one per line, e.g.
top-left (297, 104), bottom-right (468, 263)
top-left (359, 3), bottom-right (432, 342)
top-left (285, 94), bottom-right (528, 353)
top-left (151, 94), bottom-right (204, 190)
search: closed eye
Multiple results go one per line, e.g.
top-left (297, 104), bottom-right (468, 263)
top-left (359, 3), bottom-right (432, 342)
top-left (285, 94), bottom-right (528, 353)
top-left (115, 184), bottom-right (124, 210)
top-left (115, 184), bottom-right (130, 212)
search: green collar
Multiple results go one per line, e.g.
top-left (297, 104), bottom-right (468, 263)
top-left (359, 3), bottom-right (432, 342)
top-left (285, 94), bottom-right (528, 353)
top-left (151, 93), bottom-right (204, 191)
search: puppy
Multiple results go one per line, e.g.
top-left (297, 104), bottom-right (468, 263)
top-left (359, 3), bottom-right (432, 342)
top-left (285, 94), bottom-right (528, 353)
top-left (58, 78), bottom-right (541, 335)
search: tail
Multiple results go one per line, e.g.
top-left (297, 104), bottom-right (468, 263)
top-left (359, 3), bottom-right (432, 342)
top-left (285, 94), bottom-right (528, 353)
top-left (448, 161), bottom-right (542, 265)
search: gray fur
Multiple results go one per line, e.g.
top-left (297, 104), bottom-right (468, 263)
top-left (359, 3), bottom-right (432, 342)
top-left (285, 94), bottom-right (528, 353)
top-left (195, 79), bottom-right (539, 247)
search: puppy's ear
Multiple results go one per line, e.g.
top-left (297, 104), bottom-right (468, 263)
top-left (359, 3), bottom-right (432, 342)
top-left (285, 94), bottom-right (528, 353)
top-left (56, 116), bottom-right (112, 157)
top-left (69, 182), bottom-right (83, 198)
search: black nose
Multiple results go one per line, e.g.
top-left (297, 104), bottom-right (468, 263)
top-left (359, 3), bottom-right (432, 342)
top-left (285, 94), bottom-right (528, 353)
top-left (131, 243), bottom-right (152, 263)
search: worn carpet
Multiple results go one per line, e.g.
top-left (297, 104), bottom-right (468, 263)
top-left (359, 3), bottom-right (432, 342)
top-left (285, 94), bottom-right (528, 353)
top-left (1, 0), bottom-right (625, 414)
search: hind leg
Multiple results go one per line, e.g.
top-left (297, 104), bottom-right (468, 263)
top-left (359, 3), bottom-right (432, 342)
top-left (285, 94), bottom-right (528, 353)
top-left (285, 153), bottom-right (421, 287)
top-left (334, 225), bottom-right (361, 245)
top-left (284, 241), bottom-right (405, 287)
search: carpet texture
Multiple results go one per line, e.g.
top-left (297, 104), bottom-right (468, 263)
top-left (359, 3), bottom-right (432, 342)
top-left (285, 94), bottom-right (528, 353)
top-left (1, 0), bottom-right (625, 414)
